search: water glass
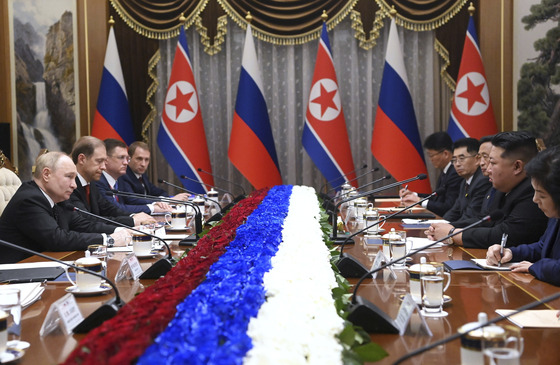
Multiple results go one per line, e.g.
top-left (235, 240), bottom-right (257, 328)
top-left (422, 275), bottom-right (444, 313)
top-left (482, 325), bottom-right (523, 365)
top-left (0, 288), bottom-right (21, 343)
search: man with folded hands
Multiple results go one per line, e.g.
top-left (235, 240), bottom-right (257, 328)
top-left (70, 136), bottom-right (155, 226)
top-left (0, 152), bottom-right (130, 263)
top-left (426, 131), bottom-right (548, 248)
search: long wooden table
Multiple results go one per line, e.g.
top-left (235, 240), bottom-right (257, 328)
top-left (8, 217), bottom-right (560, 364)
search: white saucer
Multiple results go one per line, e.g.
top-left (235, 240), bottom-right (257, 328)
top-left (400, 294), bottom-right (451, 305)
top-left (166, 226), bottom-right (189, 231)
top-left (0, 348), bottom-right (24, 364)
top-left (420, 309), bottom-right (448, 317)
top-left (65, 284), bottom-right (111, 296)
top-left (134, 252), bottom-right (157, 259)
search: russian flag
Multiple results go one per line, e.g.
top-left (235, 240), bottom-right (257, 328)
top-left (157, 26), bottom-right (214, 194)
top-left (371, 19), bottom-right (431, 194)
top-left (228, 25), bottom-right (282, 189)
top-left (302, 23), bottom-right (357, 191)
top-left (91, 26), bottom-right (135, 144)
top-left (447, 16), bottom-right (497, 141)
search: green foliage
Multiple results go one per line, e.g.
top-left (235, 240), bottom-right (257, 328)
top-left (518, 0), bottom-right (560, 147)
top-left (318, 194), bottom-right (388, 364)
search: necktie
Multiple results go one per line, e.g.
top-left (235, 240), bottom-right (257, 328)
top-left (113, 181), bottom-right (119, 202)
top-left (84, 184), bottom-right (91, 205)
top-left (52, 205), bottom-right (59, 223)
top-left (465, 183), bottom-right (470, 197)
top-left (139, 176), bottom-right (146, 194)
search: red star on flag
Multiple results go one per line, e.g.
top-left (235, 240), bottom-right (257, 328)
top-left (311, 83), bottom-right (338, 117)
top-left (457, 76), bottom-right (486, 112)
top-left (168, 86), bottom-right (194, 118)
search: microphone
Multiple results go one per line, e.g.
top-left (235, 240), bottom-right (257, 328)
top-left (159, 178), bottom-right (225, 222)
top-left (0, 238), bottom-right (124, 333)
top-left (320, 164), bottom-right (368, 192)
top-left (336, 189), bottom-right (441, 278)
top-left (393, 290), bottom-right (560, 364)
top-left (327, 166), bottom-right (378, 193)
top-left (106, 190), bottom-right (203, 241)
top-left (68, 205), bottom-right (173, 280)
top-left (180, 175), bottom-right (232, 196)
top-left (330, 174), bottom-right (427, 243)
top-left (337, 174), bottom-right (391, 198)
top-left (346, 210), bottom-right (504, 333)
top-left (197, 168), bottom-right (246, 196)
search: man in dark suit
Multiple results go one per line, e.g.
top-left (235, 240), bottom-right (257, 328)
top-left (400, 132), bottom-right (462, 216)
top-left (119, 141), bottom-right (190, 205)
top-left (443, 138), bottom-right (492, 225)
top-left (96, 139), bottom-right (172, 214)
top-left (0, 152), bottom-right (130, 263)
top-left (427, 131), bottom-right (548, 248)
top-left (69, 136), bottom-right (155, 226)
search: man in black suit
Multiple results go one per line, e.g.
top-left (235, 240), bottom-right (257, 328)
top-left (119, 141), bottom-right (190, 205)
top-left (442, 138), bottom-right (491, 225)
top-left (96, 139), bottom-right (172, 214)
top-left (427, 131), bottom-right (548, 248)
top-left (400, 132), bottom-right (462, 216)
top-left (69, 136), bottom-right (155, 226)
top-left (0, 152), bottom-right (130, 263)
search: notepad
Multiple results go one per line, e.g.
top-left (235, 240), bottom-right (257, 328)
top-left (401, 219), bottom-right (448, 229)
top-left (496, 309), bottom-right (560, 328)
top-left (443, 259), bottom-right (516, 271)
top-left (471, 259), bottom-right (516, 271)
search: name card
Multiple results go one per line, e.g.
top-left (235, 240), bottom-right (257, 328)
top-left (40, 293), bottom-right (83, 336)
top-left (115, 253), bottom-right (143, 281)
top-left (394, 293), bottom-right (433, 337)
top-left (371, 251), bottom-right (397, 280)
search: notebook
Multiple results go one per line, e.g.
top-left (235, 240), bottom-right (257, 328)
top-left (0, 266), bottom-right (65, 283)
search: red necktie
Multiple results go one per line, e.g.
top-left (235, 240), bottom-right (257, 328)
top-left (84, 184), bottom-right (91, 205)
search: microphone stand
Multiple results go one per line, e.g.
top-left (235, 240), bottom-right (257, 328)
top-left (394, 290), bottom-right (560, 364)
top-left (0, 238), bottom-right (123, 333)
top-left (70, 206), bottom-right (173, 280)
top-left (337, 191), bottom-right (438, 277)
top-left (331, 174), bottom-right (427, 243)
top-left (336, 175), bottom-right (391, 199)
top-left (158, 178), bottom-right (225, 220)
top-left (108, 190), bottom-right (203, 242)
top-left (197, 167), bottom-right (246, 196)
top-left (320, 164), bottom-right (368, 193)
top-left (326, 166), bottom-right (378, 194)
top-left (346, 211), bottom-right (504, 333)
top-left (180, 175), bottom-right (231, 195)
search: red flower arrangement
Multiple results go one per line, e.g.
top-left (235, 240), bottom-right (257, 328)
top-left (63, 188), bottom-right (270, 365)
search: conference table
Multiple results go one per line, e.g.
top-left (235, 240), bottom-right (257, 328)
top-left (8, 209), bottom-right (560, 364)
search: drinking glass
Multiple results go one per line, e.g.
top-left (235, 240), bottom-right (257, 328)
top-left (482, 325), bottom-right (523, 365)
top-left (421, 275), bottom-right (444, 314)
top-left (0, 288), bottom-right (21, 343)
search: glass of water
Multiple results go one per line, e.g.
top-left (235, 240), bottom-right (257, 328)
top-left (0, 288), bottom-right (21, 344)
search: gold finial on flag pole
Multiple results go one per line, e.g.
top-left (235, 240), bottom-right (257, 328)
top-left (390, 5), bottom-right (397, 17)
top-left (468, 2), bottom-right (475, 16)
top-left (246, 11), bottom-right (253, 23)
top-left (321, 10), bottom-right (328, 22)
top-left (108, 16), bottom-right (115, 25)
top-left (179, 12), bottom-right (186, 23)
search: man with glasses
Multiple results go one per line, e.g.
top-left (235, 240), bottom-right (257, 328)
top-left (426, 131), bottom-right (548, 248)
top-left (441, 138), bottom-right (491, 225)
top-left (70, 136), bottom-right (155, 226)
top-left (97, 139), bottom-right (172, 214)
top-left (400, 131), bottom-right (462, 216)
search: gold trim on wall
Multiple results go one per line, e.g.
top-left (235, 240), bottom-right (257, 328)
top-left (141, 49), bottom-right (160, 143)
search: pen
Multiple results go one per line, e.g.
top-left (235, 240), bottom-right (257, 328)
top-left (498, 233), bottom-right (508, 267)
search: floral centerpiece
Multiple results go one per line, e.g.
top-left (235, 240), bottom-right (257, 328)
top-left (64, 186), bottom-right (386, 365)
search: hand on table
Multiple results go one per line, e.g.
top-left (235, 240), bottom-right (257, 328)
top-left (153, 202), bottom-right (172, 213)
top-left (133, 212), bottom-right (156, 225)
top-left (172, 193), bottom-right (191, 201)
top-left (109, 229), bottom-right (132, 247)
top-left (486, 244), bottom-right (513, 266)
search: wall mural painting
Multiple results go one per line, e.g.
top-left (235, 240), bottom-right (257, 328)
top-left (9, 0), bottom-right (79, 180)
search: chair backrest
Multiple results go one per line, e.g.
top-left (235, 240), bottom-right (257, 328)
top-left (0, 167), bottom-right (22, 216)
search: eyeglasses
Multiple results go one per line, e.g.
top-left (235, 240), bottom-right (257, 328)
top-left (451, 155), bottom-right (477, 164)
top-left (110, 155), bottom-right (131, 162)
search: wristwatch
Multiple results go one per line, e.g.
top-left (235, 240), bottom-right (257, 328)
top-left (107, 236), bottom-right (115, 248)
top-left (447, 227), bottom-right (456, 245)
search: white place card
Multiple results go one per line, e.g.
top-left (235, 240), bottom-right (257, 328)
top-left (114, 253), bottom-right (143, 281)
top-left (40, 293), bottom-right (83, 336)
top-left (371, 251), bottom-right (397, 280)
top-left (395, 293), bottom-right (433, 337)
